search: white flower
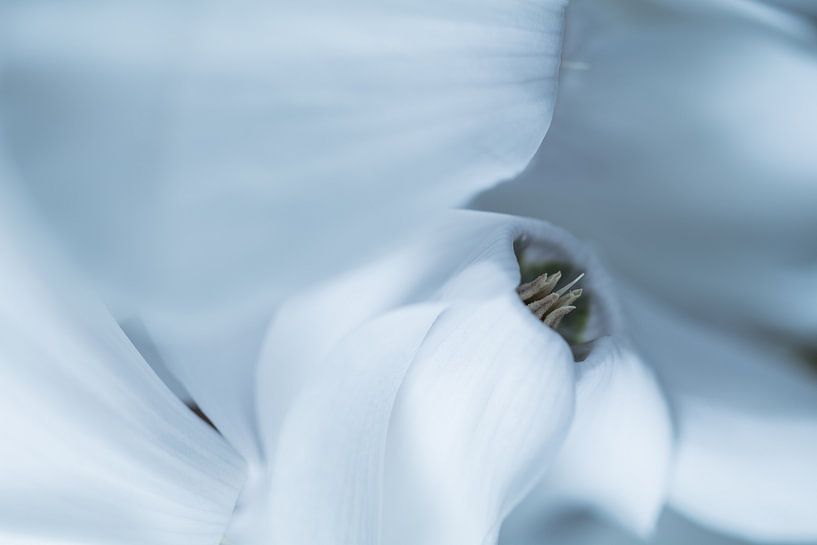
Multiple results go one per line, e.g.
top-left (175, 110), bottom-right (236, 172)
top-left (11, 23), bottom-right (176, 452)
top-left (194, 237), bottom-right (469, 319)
top-left (475, 0), bottom-right (817, 541)
top-left (3, 0), bottom-right (815, 544)
top-left (227, 211), bottom-right (672, 545)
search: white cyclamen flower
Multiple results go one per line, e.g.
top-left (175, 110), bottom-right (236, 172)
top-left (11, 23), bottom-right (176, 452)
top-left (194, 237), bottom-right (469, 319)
top-left (476, 0), bottom-right (817, 541)
top-left (230, 211), bottom-right (672, 544)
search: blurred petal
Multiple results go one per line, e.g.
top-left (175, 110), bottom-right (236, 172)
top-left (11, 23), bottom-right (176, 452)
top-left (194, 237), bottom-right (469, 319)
top-left (0, 183), bottom-right (245, 543)
top-left (764, 0), bottom-right (817, 18)
top-left (473, 0), bottom-right (817, 345)
top-left (1, 0), bottom-right (567, 465)
top-left (499, 507), bottom-right (794, 545)
top-left (244, 211), bottom-right (631, 544)
top-left (507, 337), bottom-right (673, 537)
top-left (622, 284), bottom-right (817, 542)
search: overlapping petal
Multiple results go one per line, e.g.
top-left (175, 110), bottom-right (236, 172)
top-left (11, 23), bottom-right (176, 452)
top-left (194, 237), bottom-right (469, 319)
top-left (0, 181), bottom-right (245, 544)
top-left (504, 336), bottom-right (673, 540)
top-left (381, 298), bottom-right (574, 545)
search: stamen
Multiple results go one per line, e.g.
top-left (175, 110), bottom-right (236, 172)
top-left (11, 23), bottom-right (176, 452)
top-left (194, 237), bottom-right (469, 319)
top-left (521, 270), bottom-right (585, 332)
top-left (557, 288), bottom-right (583, 309)
top-left (516, 271), bottom-right (561, 303)
top-left (514, 239), bottom-right (592, 359)
top-left (555, 273), bottom-right (585, 297)
top-left (544, 305), bottom-right (576, 329)
top-left (529, 292), bottom-right (560, 319)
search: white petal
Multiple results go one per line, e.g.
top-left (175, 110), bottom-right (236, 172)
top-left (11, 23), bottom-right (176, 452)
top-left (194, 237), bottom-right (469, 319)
top-left (507, 337), bottom-right (673, 537)
top-left (474, 0), bottom-right (817, 345)
top-left (1, 0), bottom-right (566, 389)
top-left (622, 285), bottom-right (817, 542)
top-left (0, 183), bottom-right (245, 544)
top-left (382, 296), bottom-right (575, 545)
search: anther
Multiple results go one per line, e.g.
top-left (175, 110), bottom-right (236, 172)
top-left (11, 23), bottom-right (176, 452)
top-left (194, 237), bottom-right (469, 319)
top-left (544, 305), bottom-right (575, 329)
top-left (529, 292), bottom-right (560, 319)
top-left (517, 271), bottom-right (561, 303)
top-left (520, 270), bottom-right (584, 331)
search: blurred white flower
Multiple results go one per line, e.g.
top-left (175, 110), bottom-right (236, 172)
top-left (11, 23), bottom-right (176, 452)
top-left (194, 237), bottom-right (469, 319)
top-left (474, 0), bottom-right (817, 541)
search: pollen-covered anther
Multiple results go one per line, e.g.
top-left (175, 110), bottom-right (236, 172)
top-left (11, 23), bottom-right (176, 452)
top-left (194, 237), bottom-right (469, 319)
top-left (517, 271), bottom-right (585, 330)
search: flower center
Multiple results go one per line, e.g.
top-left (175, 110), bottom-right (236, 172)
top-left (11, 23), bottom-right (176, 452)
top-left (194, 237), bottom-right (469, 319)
top-left (514, 237), bottom-right (594, 360)
top-left (517, 271), bottom-right (584, 329)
